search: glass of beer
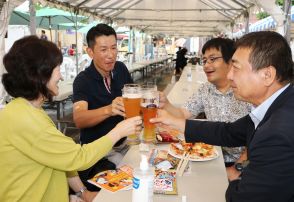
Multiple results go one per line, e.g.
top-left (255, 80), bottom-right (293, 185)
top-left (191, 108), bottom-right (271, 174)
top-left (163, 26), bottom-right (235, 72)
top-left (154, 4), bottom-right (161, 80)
top-left (141, 85), bottom-right (159, 143)
top-left (122, 84), bottom-right (142, 145)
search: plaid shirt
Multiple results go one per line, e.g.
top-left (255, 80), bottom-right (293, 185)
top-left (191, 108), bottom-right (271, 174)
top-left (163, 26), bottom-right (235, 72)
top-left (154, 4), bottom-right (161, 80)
top-left (183, 82), bottom-right (251, 163)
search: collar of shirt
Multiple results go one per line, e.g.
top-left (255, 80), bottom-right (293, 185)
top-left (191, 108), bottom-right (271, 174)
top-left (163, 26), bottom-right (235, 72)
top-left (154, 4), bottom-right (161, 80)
top-left (88, 61), bottom-right (115, 94)
top-left (249, 83), bottom-right (290, 128)
top-left (208, 82), bottom-right (234, 96)
top-left (103, 72), bottom-right (113, 93)
top-left (88, 61), bottom-right (115, 80)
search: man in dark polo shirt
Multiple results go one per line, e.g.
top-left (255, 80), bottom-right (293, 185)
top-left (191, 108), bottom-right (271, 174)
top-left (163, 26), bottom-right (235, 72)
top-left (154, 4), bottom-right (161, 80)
top-left (73, 24), bottom-right (133, 191)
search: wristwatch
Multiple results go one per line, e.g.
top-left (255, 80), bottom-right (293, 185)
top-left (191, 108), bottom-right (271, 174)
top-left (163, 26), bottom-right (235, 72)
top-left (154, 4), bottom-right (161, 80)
top-left (234, 163), bottom-right (244, 172)
top-left (234, 160), bottom-right (250, 172)
top-left (76, 187), bottom-right (87, 198)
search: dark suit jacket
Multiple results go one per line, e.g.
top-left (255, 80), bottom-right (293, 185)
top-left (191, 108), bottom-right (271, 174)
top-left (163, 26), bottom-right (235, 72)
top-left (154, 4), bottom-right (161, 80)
top-left (185, 84), bottom-right (294, 202)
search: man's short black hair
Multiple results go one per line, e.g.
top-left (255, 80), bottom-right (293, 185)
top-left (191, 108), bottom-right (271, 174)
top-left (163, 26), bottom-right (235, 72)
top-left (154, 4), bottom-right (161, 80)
top-left (2, 36), bottom-right (62, 101)
top-left (86, 23), bottom-right (117, 49)
top-left (202, 38), bottom-right (235, 64)
top-left (236, 31), bottom-right (293, 83)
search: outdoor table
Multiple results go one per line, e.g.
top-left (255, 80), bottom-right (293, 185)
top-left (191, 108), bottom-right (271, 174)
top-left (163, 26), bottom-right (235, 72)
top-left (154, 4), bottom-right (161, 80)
top-left (126, 57), bottom-right (172, 79)
top-left (167, 64), bottom-right (207, 107)
top-left (93, 144), bottom-right (228, 202)
top-left (178, 64), bottom-right (207, 83)
top-left (167, 80), bottom-right (204, 107)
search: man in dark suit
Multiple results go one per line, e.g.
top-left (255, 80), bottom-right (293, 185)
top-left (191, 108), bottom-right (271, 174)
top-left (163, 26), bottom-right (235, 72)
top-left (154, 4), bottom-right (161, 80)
top-left (151, 31), bottom-right (294, 202)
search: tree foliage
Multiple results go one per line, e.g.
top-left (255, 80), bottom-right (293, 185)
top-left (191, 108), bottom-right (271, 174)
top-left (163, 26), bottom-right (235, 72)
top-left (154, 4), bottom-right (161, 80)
top-left (256, 12), bottom-right (270, 20)
top-left (275, 0), bottom-right (284, 6)
top-left (275, 0), bottom-right (294, 6)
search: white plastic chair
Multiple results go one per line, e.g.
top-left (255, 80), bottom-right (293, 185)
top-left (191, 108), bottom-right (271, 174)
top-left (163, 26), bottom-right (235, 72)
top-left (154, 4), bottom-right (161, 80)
top-left (61, 57), bottom-right (75, 80)
top-left (78, 54), bottom-right (92, 73)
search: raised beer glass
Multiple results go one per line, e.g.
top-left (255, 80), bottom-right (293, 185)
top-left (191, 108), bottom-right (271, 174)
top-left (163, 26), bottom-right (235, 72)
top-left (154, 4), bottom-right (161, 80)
top-left (122, 84), bottom-right (142, 145)
top-left (141, 85), bottom-right (158, 143)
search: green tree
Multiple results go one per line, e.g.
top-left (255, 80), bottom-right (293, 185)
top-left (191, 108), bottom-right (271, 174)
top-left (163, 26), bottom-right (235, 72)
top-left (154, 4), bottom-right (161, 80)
top-left (275, 0), bottom-right (294, 6)
top-left (275, 0), bottom-right (284, 6)
top-left (256, 12), bottom-right (270, 20)
top-left (34, 2), bottom-right (43, 10)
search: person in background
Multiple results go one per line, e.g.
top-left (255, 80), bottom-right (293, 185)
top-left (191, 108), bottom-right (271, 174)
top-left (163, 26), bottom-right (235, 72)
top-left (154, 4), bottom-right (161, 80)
top-left (160, 38), bottom-right (250, 180)
top-left (40, 30), bottom-right (48, 40)
top-left (0, 35), bottom-right (142, 202)
top-left (152, 31), bottom-right (294, 201)
top-left (175, 47), bottom-right (188, 75)
top-left (73, 23), bottom-right (133, 191)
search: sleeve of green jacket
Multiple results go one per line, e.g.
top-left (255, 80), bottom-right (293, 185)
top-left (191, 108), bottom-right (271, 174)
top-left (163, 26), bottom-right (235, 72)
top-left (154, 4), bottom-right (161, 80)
top-left (10, 124), bottom-right (114, 172)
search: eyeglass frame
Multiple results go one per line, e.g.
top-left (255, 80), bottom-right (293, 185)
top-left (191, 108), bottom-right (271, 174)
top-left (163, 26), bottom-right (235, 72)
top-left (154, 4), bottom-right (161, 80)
top-left (201, 56), bottom-right (223, 65)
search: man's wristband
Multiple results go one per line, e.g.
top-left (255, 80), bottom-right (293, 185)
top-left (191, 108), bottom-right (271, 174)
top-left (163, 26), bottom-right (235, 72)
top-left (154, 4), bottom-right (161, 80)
top-left (75, 187), bottom-right (87, 198)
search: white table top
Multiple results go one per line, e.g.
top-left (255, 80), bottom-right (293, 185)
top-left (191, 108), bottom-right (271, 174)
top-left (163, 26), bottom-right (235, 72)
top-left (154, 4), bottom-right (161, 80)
top-left (167, 65), bottom-right (207, 107)
top-left (178, 64), bottom-right (207, 83)
top-left (135, 57), bottom-right (171, 65)
top-left (126, 57), bottom-right (172, 73)
top-left (93, 144), bottom-right (228, 202)
top-left (167, 81), bottom-right (203, 107)
top-left (126, 63), bottom-right (146, 73)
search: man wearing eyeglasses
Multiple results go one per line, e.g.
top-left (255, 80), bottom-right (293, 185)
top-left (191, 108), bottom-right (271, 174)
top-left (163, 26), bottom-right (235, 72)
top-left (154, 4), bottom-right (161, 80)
top-left (160, 38), bottom-right (251, 180)
top-left (154, 31), bottom-right (294, 202)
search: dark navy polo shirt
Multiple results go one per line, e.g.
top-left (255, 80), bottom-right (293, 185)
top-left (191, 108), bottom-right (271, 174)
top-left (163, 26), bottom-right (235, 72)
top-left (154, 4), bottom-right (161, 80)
top-left (73, 61), bottom-right (133, 145)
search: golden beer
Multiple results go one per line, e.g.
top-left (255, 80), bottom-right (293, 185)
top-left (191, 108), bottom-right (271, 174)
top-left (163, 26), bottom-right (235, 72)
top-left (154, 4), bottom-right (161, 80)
top-left (141, 106), bottom-right (157, 143)
top-left (122, 84), bottom-right (142, 145)
top-left (141, 84), bottom-right (158, 143)
top-left (123, 97), bottom-right (141, 118)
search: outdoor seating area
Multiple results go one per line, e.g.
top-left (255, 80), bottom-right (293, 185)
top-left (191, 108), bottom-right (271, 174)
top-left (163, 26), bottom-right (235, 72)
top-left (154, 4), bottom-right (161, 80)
top-left (1, 1), bottom-right (294, 202)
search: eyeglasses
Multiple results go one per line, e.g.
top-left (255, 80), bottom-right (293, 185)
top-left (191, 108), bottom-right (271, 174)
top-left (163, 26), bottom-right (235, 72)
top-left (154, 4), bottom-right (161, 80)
top-left (201, 56), bottom-right (223, 65)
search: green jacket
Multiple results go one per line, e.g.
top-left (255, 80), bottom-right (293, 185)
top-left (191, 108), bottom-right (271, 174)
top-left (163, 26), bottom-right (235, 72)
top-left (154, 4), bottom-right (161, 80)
top-left (0, 98), bottom-right (113, 201)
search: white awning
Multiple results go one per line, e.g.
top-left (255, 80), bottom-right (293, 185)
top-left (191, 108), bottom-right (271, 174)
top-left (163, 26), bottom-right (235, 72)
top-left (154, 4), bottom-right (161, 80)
top-left (45, 0), bottom-right (254, 37)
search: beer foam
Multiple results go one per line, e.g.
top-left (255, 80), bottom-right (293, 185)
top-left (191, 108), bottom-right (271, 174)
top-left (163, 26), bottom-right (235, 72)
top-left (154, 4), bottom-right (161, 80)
top-left (122, 93), bottom-right (142, 98)
top-left (141, 102), bottom-right (158, 108)
top-left (143, 92), bottom-right (156, 99)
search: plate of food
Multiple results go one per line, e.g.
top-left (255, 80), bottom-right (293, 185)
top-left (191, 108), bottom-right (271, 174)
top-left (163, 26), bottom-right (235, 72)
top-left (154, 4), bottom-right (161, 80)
top-left (168, 140), bottom-right (219, 161)
top-left (156, 126), bottom-right (182, 143)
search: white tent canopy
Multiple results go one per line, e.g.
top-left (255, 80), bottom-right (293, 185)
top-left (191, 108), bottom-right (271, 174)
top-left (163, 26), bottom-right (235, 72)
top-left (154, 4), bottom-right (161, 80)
top-left (47, 0), bottom-right (254, 37)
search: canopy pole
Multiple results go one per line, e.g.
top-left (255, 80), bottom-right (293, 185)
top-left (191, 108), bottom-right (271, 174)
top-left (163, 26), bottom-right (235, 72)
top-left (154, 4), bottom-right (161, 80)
top-left (230, 22), bottom-right (234, 39)
top-left (244, 10), bottom-right (249, 34)
top-left (75, 14), bottom-right (79, 76)
top-left (131, 27), bottom-right (136, 62)
top-left (29, 0), bottom-right (36, 35)
top-left (49, 17), bottom-right (52, 41)
top-left (283, 0), bottom-right (291, 43)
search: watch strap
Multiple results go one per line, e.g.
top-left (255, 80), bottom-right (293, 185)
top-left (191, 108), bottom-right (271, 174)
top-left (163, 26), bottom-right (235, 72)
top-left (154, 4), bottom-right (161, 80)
top-left (234, 160), bottom-right (250, 172)
top-left (234, 163), bottom-right (243, 172)
top-left (76, 187), bottom-right (87, 198)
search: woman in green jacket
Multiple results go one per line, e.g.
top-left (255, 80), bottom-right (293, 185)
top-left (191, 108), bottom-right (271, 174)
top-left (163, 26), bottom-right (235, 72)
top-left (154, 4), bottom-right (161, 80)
top-left (0, 36), bottom-right (142, 202)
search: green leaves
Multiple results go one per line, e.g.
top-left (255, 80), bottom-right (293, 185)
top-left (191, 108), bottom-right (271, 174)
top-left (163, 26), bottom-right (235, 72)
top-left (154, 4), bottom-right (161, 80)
top-left (256, 12), bottom-right (270, 20)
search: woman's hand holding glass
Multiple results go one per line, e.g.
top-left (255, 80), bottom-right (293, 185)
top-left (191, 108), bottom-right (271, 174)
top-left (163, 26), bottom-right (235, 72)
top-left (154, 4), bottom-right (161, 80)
top-left (108, 116), bottom-right (142, 144)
